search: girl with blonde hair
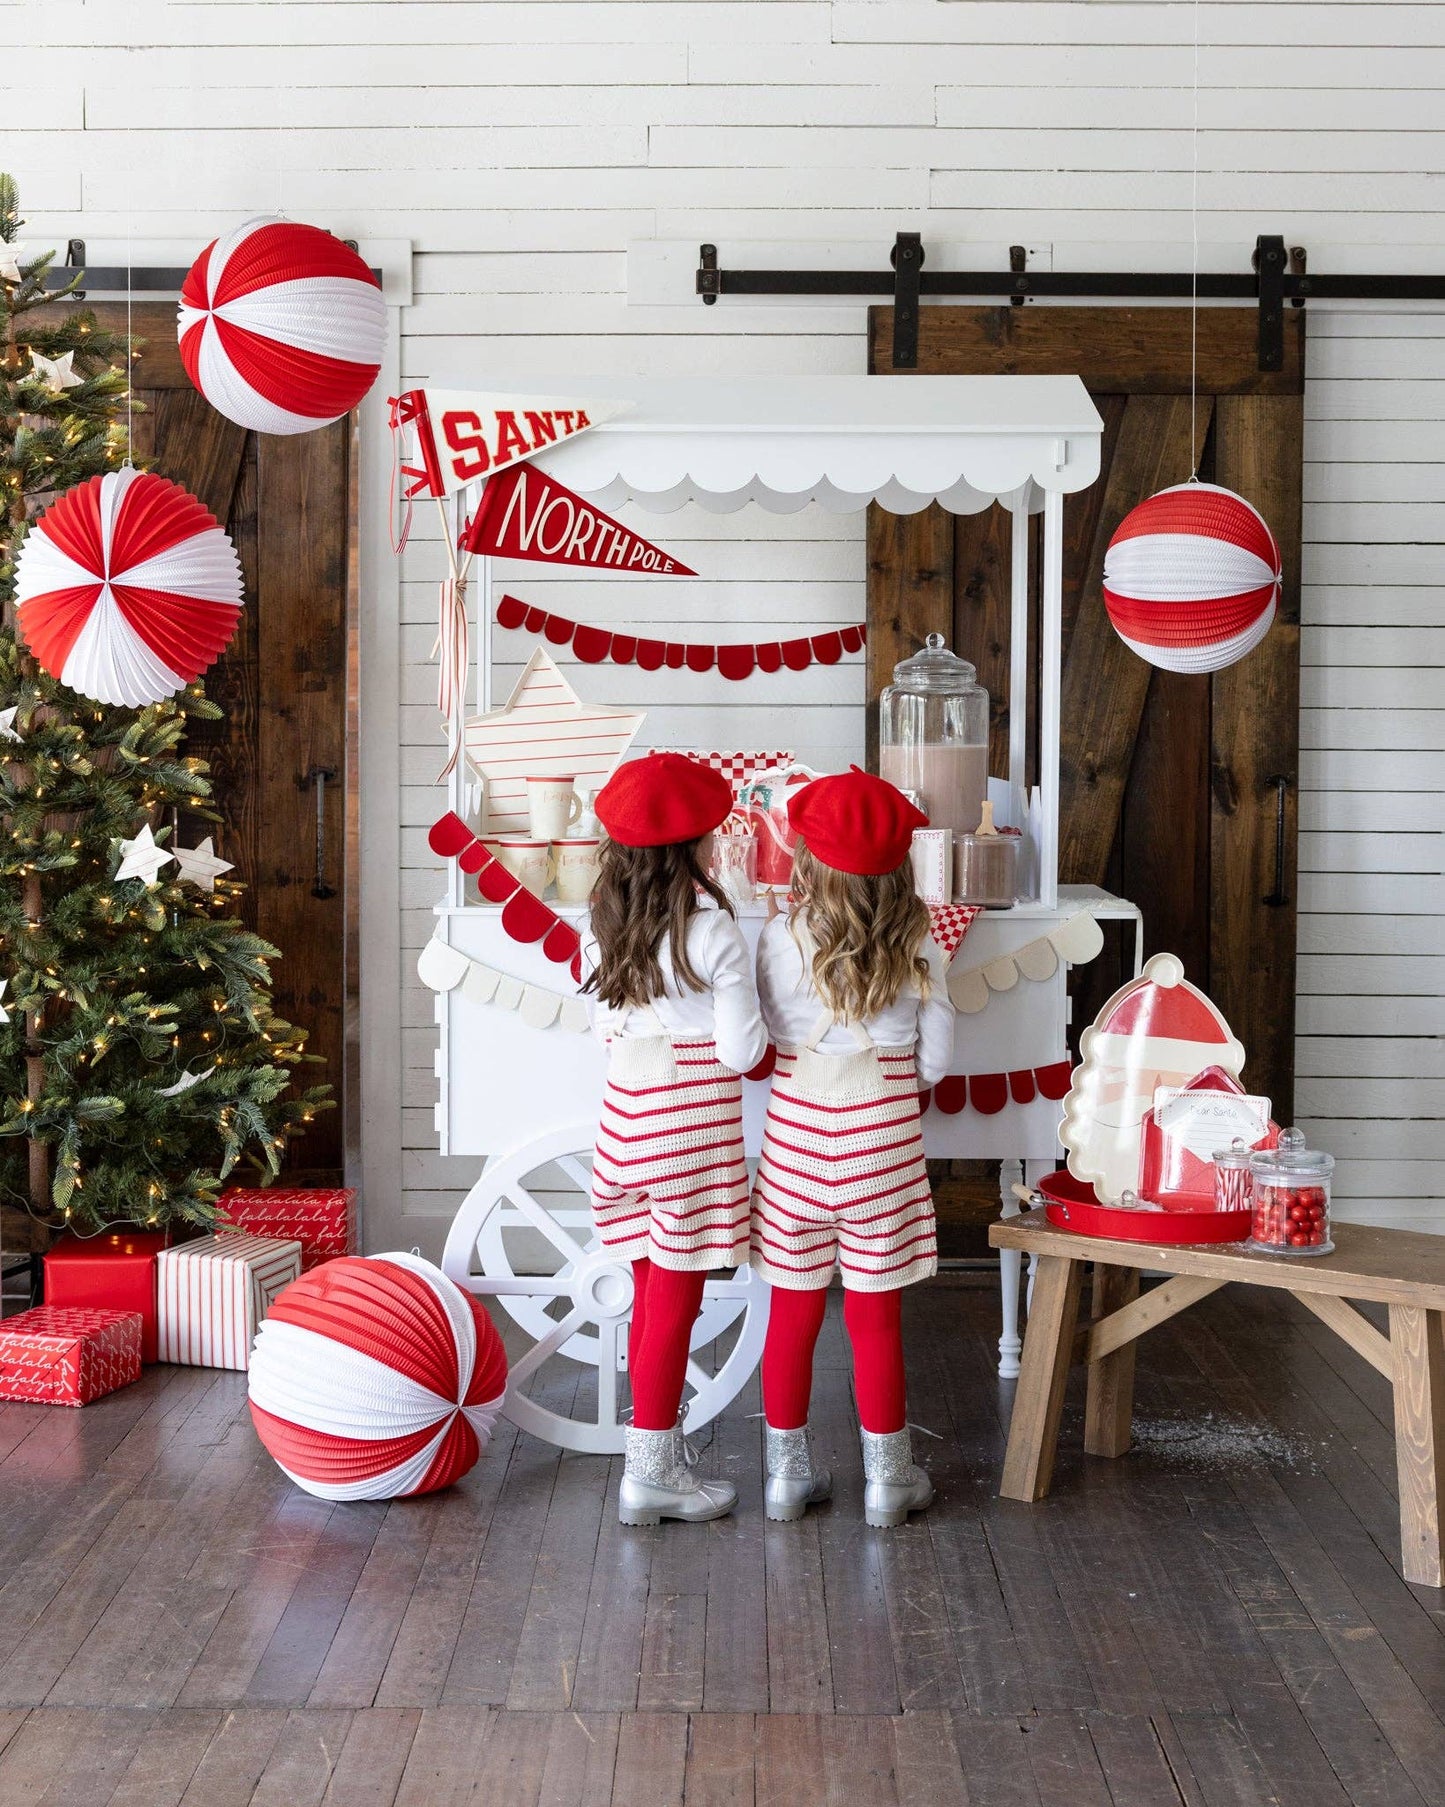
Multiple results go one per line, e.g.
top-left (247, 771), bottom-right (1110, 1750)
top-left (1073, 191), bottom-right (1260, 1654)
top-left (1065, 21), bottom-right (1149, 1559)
top-left (750, 769), bottom-right (954, 1526)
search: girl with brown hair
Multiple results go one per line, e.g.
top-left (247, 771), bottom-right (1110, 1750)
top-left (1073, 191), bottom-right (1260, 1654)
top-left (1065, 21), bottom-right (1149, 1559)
top-left (749, 769), bottom-right (955, 1526)
top-left (583, 754), bottom-right (767, 1526)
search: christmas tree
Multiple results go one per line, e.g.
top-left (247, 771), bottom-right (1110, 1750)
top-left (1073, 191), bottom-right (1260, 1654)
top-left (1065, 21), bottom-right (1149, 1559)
top-left (0, 174), bottom-right (330, 1244)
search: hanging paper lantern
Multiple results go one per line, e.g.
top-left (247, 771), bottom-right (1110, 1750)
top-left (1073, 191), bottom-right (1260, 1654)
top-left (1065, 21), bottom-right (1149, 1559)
top-left (178, 217), bottom-right (385, 434)
top-left (247, 1252), bottom-right (507, 1501)
top-left (1102, 482), bottom-right (1281, 675)
top-left (14, 467), bottom-right (244, 706)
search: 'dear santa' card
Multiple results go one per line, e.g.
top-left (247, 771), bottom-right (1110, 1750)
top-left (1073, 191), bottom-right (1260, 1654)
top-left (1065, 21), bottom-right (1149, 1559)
top-left (1138, 1066), bottom-right (1276, 1208)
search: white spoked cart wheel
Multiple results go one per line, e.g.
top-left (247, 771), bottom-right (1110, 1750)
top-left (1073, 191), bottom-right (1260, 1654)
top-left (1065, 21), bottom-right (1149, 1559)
top-left (442, 1121), bottom-right (770, 1455)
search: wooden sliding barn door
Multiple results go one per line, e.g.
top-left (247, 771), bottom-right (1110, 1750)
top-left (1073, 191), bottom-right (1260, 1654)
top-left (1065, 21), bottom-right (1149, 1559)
top-left (93, 303), bottom-right (356, 1186)
top-left (868, 306), bottom-right (1304, 1255)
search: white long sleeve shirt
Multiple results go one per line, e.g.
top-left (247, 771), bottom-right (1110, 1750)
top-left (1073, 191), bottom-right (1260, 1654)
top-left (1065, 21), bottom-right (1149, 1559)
top-left (580, 905), bottom-right (768, 1077)
top-left (755, 910), bottom-right (956, 1088)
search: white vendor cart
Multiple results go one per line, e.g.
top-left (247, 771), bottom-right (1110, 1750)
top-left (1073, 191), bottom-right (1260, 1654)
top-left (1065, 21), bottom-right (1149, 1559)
top-left (421, 375), bottom-right (1140, 1452)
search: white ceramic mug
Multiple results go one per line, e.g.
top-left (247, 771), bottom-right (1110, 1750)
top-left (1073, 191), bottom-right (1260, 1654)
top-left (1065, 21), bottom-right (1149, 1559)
top-left (526, 775), bottom-right (582, 842)
top-left (553, 837), bottom-right (602, 904)
top-left (483, 836), bottom-right (556, 898)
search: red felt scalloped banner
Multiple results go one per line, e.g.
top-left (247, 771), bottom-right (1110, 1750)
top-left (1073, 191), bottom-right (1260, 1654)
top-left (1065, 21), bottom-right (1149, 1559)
top-left (915, 1060), bottom-right (1072, 1117)
top-left (428, 811), bottom-right (582, 981)
top-left (496, 593), bottom-right (865, 680)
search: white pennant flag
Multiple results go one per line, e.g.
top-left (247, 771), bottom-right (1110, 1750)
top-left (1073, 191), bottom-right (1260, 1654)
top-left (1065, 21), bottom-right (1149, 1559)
top-left (390, 387), bottom-right (632, 499)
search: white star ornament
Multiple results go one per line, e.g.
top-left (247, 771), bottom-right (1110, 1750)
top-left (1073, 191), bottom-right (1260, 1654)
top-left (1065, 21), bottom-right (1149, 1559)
top-left (28, 349), bottom-right (82, 393)
top-left (115, 824), bottom-right (176, 886)
top-left (173, 836), bottom-right (234, 893)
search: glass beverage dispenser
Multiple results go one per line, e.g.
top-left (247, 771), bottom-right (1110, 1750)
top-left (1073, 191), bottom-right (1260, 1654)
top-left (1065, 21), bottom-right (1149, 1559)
top-left (878, 635), bottom-right (990, 835)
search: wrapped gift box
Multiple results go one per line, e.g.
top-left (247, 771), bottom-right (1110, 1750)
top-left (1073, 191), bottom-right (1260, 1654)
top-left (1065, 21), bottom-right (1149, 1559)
top-left (156, 1234), bottom-right (301, 1370)
top-left (217, 1187), bottom-right (358, 1272)
top-left (43, 1228), bottom-right (170, 1363)
top-left (0, 1307), bottom-right (144, 1406)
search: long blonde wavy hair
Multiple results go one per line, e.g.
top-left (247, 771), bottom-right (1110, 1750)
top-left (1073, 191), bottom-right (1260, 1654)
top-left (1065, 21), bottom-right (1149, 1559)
top-left (789, 839), bottom-right (932, 1022)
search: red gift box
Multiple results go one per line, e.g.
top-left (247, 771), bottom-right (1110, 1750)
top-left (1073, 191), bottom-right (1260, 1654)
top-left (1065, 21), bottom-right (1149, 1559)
top-left (217, 1188), bottom-right (357, 1272)
top-left (0, 1306), bottom-right (144, 1406)
top-left (44, 1229), bottom-right (170, 1364)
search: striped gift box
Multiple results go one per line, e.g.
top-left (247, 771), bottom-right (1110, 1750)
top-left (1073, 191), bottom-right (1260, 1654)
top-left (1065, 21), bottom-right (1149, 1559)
top-left (156, 1234), bottom-right (302, 1370)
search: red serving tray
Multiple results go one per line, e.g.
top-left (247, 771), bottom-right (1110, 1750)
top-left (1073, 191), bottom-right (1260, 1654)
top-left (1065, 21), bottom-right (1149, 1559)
top-left (1035, 1170), bottom-right (1251, 1246)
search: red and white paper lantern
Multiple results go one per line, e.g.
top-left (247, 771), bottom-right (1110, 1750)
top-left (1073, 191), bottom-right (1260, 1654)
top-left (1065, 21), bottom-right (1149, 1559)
top-left (247, 1253), bottom-right (508, 1501)
top-left (15, 467), bottom-right (244, 706)
top-left (1102, 482), bottom-right (1281, 675)
top-left (178, 217), bottom-right (385, 435)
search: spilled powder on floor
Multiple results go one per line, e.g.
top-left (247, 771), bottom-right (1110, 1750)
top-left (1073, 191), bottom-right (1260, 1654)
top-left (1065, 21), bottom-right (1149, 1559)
top-left (1128, 1410), bottom-right (1321, 1473)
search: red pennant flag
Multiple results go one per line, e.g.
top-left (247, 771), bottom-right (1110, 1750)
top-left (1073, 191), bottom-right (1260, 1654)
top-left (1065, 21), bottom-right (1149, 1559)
top-left (460, 462), bottom-right (696, 576)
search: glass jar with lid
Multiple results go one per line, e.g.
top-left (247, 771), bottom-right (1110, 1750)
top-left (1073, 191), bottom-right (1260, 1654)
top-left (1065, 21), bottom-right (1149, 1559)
top-left (877, 634), bottom-right (989, 835)
top-left (1247, 1129), bottom-right (1335, 1256)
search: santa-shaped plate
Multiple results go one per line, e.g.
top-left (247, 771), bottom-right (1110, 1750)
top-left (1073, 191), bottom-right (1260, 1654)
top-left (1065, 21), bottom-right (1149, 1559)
top-left (1033, 1170), bottom-right (1251, 1246)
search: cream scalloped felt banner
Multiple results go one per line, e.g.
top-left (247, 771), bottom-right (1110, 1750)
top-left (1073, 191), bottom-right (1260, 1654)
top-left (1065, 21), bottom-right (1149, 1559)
top-left (417, 935), bottom-right (590, 1034)
top-left (946, 910), bottom-right (1105, 1014)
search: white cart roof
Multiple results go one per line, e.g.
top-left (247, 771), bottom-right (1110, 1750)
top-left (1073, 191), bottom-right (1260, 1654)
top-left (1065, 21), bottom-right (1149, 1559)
top-left (514, 375), bottom-right (1103, 515)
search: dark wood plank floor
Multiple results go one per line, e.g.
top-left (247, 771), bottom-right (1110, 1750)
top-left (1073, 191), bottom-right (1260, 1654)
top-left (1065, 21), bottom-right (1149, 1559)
top-left (2, 1276), bottom-right (1444, 1804)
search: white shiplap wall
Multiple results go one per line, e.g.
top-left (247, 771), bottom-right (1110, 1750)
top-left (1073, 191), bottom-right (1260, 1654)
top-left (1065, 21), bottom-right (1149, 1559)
top-left (24, 0), bottom-right (1444, 1249)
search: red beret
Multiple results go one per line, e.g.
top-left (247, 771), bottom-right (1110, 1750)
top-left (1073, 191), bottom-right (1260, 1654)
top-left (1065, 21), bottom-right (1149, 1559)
top-left (596, 753), bottom-right (734, 848)
top-left (788, 767), bottom-right (927, 876)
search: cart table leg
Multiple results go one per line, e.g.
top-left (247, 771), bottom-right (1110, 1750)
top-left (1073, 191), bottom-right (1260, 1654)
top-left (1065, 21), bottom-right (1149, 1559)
top-left (1390, 1303), bottom-right (1445, 1588)
top-left (1084, 1264), bottom-right (1140, 1459)
top-left (1000, 1253), bottom-right (1083, 1503)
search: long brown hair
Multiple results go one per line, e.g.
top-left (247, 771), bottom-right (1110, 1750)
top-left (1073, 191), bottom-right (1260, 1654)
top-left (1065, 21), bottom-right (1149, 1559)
top-left (583, 836), bottom-right (732, 1009)
top-left (789, 839), bottom-right (931, 1022)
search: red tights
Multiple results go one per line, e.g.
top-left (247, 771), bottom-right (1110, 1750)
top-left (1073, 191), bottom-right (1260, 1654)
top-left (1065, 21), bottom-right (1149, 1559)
top-left (761, 1286), bottom-right (907, 1435)
top-left (628, 1258), bottom-right (707, 1431)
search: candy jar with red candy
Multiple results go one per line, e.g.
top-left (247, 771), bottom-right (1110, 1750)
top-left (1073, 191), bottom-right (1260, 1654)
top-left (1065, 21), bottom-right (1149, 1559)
top-left (1247, 1129), bottom-right (1335, 1256)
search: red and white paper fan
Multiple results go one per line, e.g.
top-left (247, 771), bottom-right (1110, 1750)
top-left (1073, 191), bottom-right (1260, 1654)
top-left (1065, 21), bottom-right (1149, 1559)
top-left (247, 1252), bottom-right (508, 1502)
top-left (15, 467), bottom-right (244, 706)
top-left (178, 217), bottom-right (385, 434)
top-left (1102, 482), bottom-right (1281, 675)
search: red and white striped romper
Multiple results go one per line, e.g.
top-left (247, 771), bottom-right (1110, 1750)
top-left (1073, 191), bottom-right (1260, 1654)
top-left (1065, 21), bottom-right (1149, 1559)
top-left (590, 1020), bottom-right (752, 1271)
top-left (750, 1012), bottom-right (938, 1293)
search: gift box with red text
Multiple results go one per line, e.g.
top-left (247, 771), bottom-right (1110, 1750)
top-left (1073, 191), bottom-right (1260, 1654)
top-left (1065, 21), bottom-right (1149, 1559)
top-left (156, 1234), bottom-right (301, 1370)
top-left (43, 1228), bottom-right (170, 1363)
top-left (218, 1188), bottom-right (358, 1272)
top-left (0, 1307), bottom-right (144, 1406)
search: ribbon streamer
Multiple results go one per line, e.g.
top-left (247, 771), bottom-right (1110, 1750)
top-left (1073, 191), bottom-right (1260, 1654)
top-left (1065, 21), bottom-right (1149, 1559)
top-left (496, 594), bottom-right (866, 681)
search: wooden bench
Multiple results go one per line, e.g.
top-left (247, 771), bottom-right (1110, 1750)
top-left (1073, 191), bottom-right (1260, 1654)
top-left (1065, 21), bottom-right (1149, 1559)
top-left (988, 1214), bottom-right (1445, 1587)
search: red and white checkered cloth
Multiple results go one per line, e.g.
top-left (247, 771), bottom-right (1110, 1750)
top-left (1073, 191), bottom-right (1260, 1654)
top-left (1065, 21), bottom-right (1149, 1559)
top-left (676, 750), bottom-right (795, 792)
top-left (928, 904), bottom-right (980, 965)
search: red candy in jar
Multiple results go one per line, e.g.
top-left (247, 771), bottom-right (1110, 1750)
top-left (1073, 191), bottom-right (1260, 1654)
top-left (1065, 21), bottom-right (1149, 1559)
top-left (1247, 1130), bottom-right (1334, 1257)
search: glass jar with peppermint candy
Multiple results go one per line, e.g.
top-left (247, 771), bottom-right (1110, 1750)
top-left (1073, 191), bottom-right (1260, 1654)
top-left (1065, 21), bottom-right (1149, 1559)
top-left (1247, 1129), bottom-right (1335, 1256)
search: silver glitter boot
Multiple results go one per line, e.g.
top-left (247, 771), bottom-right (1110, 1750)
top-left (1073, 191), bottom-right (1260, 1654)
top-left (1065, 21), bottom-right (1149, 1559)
top-left (860, 1428), bottom-right (934, 1528)
top-left (618, 1425), bottom-right (737, 1526)
top-left (764, 1424), bottom-right (833, 1522)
